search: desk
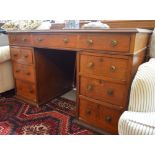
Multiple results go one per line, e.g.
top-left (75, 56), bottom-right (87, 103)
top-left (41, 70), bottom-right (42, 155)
top-left (8, 29), bottom-right (152, 134)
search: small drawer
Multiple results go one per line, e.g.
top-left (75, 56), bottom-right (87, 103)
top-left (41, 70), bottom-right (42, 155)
top-left (16, 80), bottom-right (36, 101)
top-left (79, 97), bottom-right (120, 134)
top-left (79, 97), bottom-right (97, 125)
top-left (79, 53), bottom-right (128, 81)
top-left (80, 76), bottom-right (128, 107)
top-left (97, 104), bottom-right (121, 134)
top-left (78, 33), bottom-right (130, 52)
top-left (32, 34), bottom-right (77, 49)
top-left (13, 63), bottom-right (35, 83)
top-left (10, 47), bottom-right (33, 64)
top-left (9, 34), bottom-right (32, 45)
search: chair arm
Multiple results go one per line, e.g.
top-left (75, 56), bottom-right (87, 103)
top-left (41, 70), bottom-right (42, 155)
top-left (0, 46), bottom-right (11, 63)
top-left (128, 58), bottom-right (155, 112)
top-left (118, 111), bottom-right (155, 135)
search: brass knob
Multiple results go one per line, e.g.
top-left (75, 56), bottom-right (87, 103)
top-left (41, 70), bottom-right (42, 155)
top-left (87, 39), bottom-right (93, 45)
top-left (22, 38), bottom-right (27, 41)
top-left (26, 72), bottom-right (31, 76)
top-left (85, 109), bottom-right (91, 115)
top-left (105, 116), bottom-right (112, 122)
top-left (111, 40), bottom-right (118, 47)
top-left (13, 54), bottom-right (18, 57)
top-left (87, 84), bottom-right (93, 91)
top-left (29, 88), bottom-right (34, 93)
top-left (110, 65), bottom-right (116, 72)
top-left (37, 38), bottom-right (43, 42)
top-left (15, 69), bottom-right (20, 73)
top-left (87, 62), bottom-right (94, 68)
top-left (107, 89), bottom-right (114, 96)
top-left (63, 38), bottom-right (69, 43)
top-left (24, 54), bottom-right (28, 58)
top-left (99, 80), bottom-right (104, 84)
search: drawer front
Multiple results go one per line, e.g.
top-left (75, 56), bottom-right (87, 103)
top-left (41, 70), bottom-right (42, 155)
top-left (79, 97), bottom-right (97, 124)
top-left (10, 47), bottom-right (33, 64)
top-left (13, 63), bottom-right (35, 83)
top-left (16, 80), bottom-right (36, 101)
top-left (97, 104), bottom-right (121, 134)
top-left (78, 34), bottom-right (131, 52)
top-left (80, 76), bottom-right (127, 106)
top-left (79, 97), bottom-right (120, 134)
top-left (32, 34), bottom-right (77, 48)
top-left (9, 34), bottom-right (32, 45)
top-left (80, 54), bottom-right (128, 81)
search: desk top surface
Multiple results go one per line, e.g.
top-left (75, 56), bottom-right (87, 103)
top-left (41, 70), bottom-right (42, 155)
top-left (7, 28), bottom-right (152, 34)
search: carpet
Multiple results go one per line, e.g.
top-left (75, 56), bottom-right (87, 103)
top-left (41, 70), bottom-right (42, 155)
top-left (0, 97), bottom-right (96, 135)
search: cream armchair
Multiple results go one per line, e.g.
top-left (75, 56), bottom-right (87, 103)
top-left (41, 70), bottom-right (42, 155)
top-left (0, 34), bottom-right (14, 93)
top-left (118, 58), bottom-right (155, 135)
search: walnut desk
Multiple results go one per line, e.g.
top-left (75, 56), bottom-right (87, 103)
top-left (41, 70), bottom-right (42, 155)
top-left (8, 29), bottom-right (152, 134)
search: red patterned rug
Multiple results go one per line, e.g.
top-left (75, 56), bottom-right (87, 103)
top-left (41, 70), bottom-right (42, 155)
top-left (0, 97), bottom-right (96, 135)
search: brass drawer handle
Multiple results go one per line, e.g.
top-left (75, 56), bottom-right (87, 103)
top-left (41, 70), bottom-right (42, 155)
top-left (13, 54), bottom-right (18, 57)
top-left (26, 72), bottom-right (31, 76)
top-left (37, 38), bottom-right (43, 42)
top-left (87, 84), bottom-right (93, 91)
top-left (111, 40), bottom-right (118, 47)
top-left (63, 38), bottom-right (69, 43)
top-left (99, 80), bottom-right (104, 84)
top-left (105, 116), bottom-right (112, 123)
top-left (87, 39), bottom-right (93, 45)
top-left (22, 38), bottom-right (27, 41)
top-left (24, 54), bottom-right (29, 58)
top-left (85, 109), bottom-right (91, 115)
top-left (110, 65), bottom-right (116, 72)
top-left (15, 69), bottom-right (20, 73)
top-left (29, 88), bottom-right (34, 93)
top-left (87, 62), bottom-right (94, 68)
top-left (107, 89), bottom-right (114, 96)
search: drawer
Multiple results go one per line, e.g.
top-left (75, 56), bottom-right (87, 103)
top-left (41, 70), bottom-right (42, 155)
top-left (79, 97), bottom-right (97, 125)
top-left (32, 34), bottom-right (77, 49)
top-left (9, 34), bottom-right (32, 45)
top-left (16, 80), bottom-right (37, 101)
top-left (78, 33), bottom-right (131, 52)
top-left (10, 47), bottom-right (33, 64)
top-left (80, 76), bottom-right (128, 107)
top-left (13, 63), bottom-right (35, 83)
top-left (97, 104), bottom-right (121, 134)
top-left (79, 53), bottom-right (128, 81)
top-left (79, 97), bottom-right (120, 134)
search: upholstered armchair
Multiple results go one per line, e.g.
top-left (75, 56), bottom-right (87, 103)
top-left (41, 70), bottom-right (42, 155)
top-left (0, 33), bottom-right (14, 93)
top-left (118, 58), bottom-right (155, 134)
top-left (118, 29), bottom-right (155, 135)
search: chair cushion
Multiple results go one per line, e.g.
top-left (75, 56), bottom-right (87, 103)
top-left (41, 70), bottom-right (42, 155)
top-left (0, 46), bottom-right (11, 63)
top-left (118, 111), bottom-right (155, 135)
top-left (128, 58), bottom-right (155, 112)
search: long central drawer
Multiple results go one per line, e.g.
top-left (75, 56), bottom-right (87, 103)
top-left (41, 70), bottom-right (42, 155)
top-left (32, 34), bottom-right (77, 49)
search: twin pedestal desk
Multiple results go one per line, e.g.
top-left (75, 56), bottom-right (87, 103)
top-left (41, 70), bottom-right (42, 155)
top-left (8, 29), bottom-right (152, 134)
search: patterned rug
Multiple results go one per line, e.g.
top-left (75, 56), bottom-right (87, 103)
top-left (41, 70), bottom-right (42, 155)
top-left (0, 97), bottom-right (96, 135)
